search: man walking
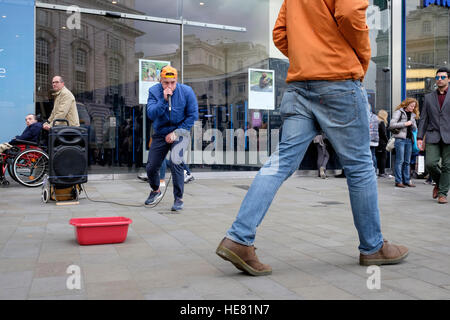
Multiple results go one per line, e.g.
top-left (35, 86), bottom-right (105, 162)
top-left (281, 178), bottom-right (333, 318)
top-left (417, 67), bottom-right (450, 204)
top-left (216, 0), bottom-right (408, 276)
top-left (43, 76), bottom-right (79, 130)
top-left (144, 66), bottom-right (198, 211)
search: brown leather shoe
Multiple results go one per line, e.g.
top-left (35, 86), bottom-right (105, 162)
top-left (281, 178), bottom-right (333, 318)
top-left (433, 185), bottom-right (439, 199)
top-left (404, 183), bottom-right (416, 187)
top-left (395, 183), bottom-right (405, 188)
top-left (216, 238), bottom-right (272, 276)
top-left (359, 240), bottom-right (409, 266)
top-left (438, 196), bottom-right (448, 204)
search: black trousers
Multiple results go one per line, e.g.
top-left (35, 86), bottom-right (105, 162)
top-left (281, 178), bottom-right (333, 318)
top-left (146, 135), bottom-right (185, 200)
top-left (376, 149), bottom-right (387, 174)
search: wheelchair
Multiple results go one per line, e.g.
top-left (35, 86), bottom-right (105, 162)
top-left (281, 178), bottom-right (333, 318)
top-left (0, 131), bottom-right (49, 187)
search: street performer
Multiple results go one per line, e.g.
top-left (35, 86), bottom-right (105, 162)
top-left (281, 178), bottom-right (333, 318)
top-left (144, 66), bottom-right (198, 211)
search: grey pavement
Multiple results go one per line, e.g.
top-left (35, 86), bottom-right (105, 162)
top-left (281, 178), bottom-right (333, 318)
top-left (1, 171), bottom-right (450, 300)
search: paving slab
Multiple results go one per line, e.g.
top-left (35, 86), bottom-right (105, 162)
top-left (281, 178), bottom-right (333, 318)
top-left (0, 173), bottom-right (450, 300)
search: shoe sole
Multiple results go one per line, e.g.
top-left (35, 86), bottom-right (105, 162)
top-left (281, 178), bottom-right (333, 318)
top-left (145, 193), bottom-right (163, 205)
top-left (216, 245), bottom-right (272, 276)
top-left (359, 251), bottom-right (409, 266)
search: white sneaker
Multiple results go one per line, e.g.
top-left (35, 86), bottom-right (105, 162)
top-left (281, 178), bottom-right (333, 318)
top-left (184, 170), bottom-right (194, 183)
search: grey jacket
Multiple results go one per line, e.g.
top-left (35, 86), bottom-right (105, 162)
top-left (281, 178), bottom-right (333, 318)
top-left (389, 108), bottom-right (417, 140)
top-left (418, 90), bottom-right (450, 144)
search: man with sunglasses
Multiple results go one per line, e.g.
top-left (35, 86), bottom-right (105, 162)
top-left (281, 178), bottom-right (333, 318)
top-left (417, 67), bottom-right (450, 204)
top-left (144, 66), bottom-right (198, 211)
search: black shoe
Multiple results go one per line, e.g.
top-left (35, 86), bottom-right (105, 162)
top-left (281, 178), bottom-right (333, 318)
top-left (145, 190), bottom-right (162, 205)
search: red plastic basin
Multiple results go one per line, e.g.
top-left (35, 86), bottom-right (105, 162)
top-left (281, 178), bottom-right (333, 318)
top-left (69, 217), bottom-right (132, 245)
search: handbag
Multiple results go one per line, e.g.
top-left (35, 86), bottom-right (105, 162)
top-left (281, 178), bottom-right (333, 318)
top-left (386, 137), bottom-right (395, 152)
top-left (388, 112), bottom-right (403, 135)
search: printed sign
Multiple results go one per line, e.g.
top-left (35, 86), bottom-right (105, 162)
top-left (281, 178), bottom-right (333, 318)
top-left (139, 59), bottom-right (170, 104)
top-left (248, 68), bottom-right (275, 110)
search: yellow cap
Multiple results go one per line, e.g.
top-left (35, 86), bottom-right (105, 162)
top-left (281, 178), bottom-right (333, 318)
top-left (160, 66), bottom-right (178, 79)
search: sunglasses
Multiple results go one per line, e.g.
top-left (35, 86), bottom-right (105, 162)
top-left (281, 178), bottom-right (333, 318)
top-left (435, 75), bottom-right (448, 80)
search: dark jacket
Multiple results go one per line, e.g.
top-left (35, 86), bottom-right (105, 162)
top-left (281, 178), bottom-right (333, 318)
top-left (418, 90), bottom-right (450, 144)
top-left (10, 122), bottom-right (43, 143)
top-left (146, 83), bottom-right (198, 137)
top-left (377, 121), bottom-right (388, 150)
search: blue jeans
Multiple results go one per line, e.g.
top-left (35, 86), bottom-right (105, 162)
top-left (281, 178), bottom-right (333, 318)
top-left (226, 80), bottom-right (384, 255)
top-left (394, 138), bottom-right (412, 184)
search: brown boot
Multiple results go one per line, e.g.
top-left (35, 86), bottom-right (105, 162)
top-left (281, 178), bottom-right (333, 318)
top-left (359, 240), bottom-right (409, 266)
top-left (433, 185), bottom-right (439, 199)
top-left (216, 238), bottom-right (272, 276)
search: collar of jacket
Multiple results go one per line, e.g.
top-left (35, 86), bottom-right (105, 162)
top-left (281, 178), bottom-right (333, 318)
top-left (52, 86), bottom-right (65, 97)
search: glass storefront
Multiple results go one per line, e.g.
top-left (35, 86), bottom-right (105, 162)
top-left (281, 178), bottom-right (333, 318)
top-left (32, 0), bottom-right (392, 175)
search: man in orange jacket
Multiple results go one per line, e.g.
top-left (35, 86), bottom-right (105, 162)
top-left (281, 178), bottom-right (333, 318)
top-left (216, 0), bottom-right (409, 276)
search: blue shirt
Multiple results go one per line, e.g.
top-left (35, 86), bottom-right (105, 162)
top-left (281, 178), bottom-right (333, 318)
top-left (146, 83), bottom-right (198, 137)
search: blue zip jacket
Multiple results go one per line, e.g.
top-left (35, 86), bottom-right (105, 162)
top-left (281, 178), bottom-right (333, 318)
top-left (146, 83), bottom-right (198, 137)
top-left (10, 122), bottom-right (43, 143)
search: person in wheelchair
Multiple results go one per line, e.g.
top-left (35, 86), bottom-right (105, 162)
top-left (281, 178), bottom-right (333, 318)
top-left (0, 114), bottom-right (43, 153)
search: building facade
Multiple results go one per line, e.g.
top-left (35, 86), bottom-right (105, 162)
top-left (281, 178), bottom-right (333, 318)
top-left (0, 0), bottom-right (447, 175)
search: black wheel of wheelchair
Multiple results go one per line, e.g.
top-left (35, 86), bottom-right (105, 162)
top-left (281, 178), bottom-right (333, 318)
top-left (7, 164), bottom-right (18, 182)
top-left (12, 149), bottom-right (49, 187)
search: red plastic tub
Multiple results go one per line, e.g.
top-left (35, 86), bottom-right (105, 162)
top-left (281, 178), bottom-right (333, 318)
top-left (69, 217), bottom-right (132, 245)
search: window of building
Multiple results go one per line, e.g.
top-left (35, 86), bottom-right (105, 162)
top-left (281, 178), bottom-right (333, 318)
top-left (422, 21), bottom-right (432, 35)
top-left (108, 58), bottom-right (120, 96)
top-left (107, 34), bottom-right (121, 51)
top-left (36, 38), bottom-right (49, 94)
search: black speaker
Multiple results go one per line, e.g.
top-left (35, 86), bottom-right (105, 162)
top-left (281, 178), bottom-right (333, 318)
top-left (49, 126), bottom-right (88, 186)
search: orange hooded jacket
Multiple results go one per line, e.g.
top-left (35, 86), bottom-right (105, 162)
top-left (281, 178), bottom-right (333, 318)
top-left (273, 0), bottom-right (371, 82)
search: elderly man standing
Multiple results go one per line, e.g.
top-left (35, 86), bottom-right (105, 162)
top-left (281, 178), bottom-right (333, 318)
top-left (43, 76), bottom-right (80, 130)
top-left (216, 0), bottom-right (409, 276)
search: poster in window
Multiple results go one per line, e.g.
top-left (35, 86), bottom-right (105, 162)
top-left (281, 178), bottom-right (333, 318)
top-left (248, 68), bottom-right (275, 110)
top-left (139, 59), bottom-right (170, 104)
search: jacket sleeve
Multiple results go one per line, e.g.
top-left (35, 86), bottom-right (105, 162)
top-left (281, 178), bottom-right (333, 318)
top-left (47, 91), bottom-right (74, 127)
top-left (176, 86), bottom-right (198, 133)
top-left (417, 99), bottom-right (429, 140)
top-left (335, 0), bottom-right (371, 74)
top-left (146, 87), bottom-right (167, 121)
top-left (389, 110), bottom-right (404, 129)
top-left (272, 1), bottom-right (288, 57)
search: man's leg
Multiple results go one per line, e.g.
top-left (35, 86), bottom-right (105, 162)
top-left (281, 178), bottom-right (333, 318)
top-left (311, 80), bottom-right (384, 256)
top-left (225, 88), bottom-right (317, 246)
top-left (425, 143), bottom-right (442, 196)
top-left (438, 142), bottom-right (450, 198)
top-left (217, 87), bottom-right (318, 276)
top-left (146, 136), bottom-right (169, 192)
